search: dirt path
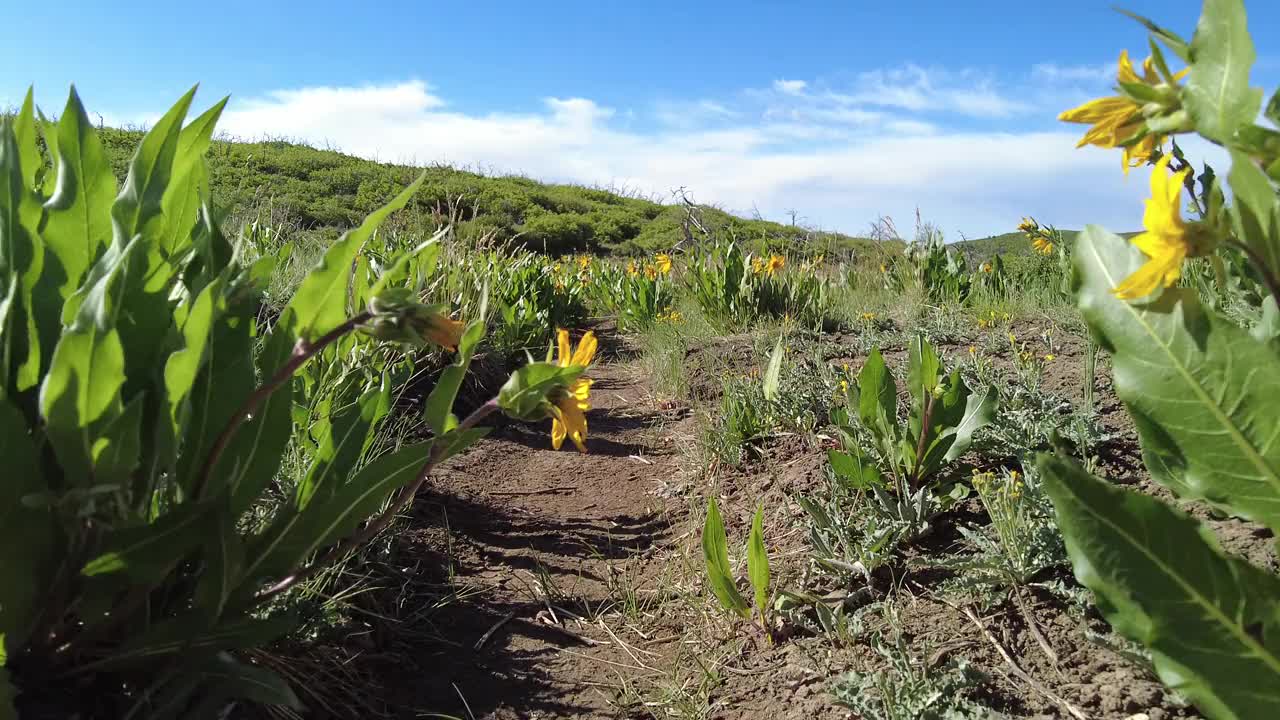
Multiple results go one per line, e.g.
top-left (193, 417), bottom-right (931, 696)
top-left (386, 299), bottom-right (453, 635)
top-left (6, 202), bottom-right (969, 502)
top-left (390, 351), bottom-right (688, 719)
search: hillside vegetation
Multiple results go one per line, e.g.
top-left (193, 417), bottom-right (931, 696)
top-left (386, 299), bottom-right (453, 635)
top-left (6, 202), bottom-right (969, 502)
top-left (97, 127), bottom-right (876, 257)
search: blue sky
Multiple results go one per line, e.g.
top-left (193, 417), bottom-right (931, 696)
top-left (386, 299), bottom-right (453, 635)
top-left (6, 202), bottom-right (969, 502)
top-left (4, 1), bottom-right (1278, 238)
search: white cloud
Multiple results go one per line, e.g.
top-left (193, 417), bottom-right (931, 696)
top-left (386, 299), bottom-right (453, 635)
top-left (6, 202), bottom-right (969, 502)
top-left (773, 79), bottom-right (808, 95)
top-left (200, 78), bottom-right (1162, 237)
top-left (1032, 62), bottom-right (1116, 83)
top-left (820, 64), bottom-right (1033, 118)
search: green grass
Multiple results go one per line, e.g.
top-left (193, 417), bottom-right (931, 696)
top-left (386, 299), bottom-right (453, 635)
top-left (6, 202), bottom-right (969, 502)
top-left (96, 127), bottom-right (878, 257)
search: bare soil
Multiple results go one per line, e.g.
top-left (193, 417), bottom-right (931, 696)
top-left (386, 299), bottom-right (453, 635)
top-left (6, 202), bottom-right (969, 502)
top-left (284, 323), bottom-right (1274, 719)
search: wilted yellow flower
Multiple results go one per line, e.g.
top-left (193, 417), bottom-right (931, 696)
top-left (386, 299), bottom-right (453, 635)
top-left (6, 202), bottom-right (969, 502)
top-left (1059, 50), bottom-right (1189, 174)
top-left (655, 253), bottom-right (672, 274)
top-left (1112, 154), bottom-right (1196, 299)
top-left (644, 264), bottom-right (658, 280)
top-left (980, 262), bottom-right (993, 273)
top-left (423, 314), bottom-right (465, 351)
top-left (550, 329), bottom-right (597, 453)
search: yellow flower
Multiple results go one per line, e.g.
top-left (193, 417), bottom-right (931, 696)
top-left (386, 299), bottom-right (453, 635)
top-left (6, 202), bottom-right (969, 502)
top-left (980, 262), bottom-right (993, 273)
top-left (550, 329), bottom-right (597, 453)
top-left (860, 311), bottom-right (877, 322)
top-left (1044, 354), bottom-right (1056, 362)
top-left (752, 257), bottom-right (767, 275)
top-left (839, 379), bottom-right (849, 393)
top-left (764, 255), bottom-right (785, 276)
top-left (644, 264), bottom-right (658, 280)
top-left (1032, 236), bottom-right (1054, 256)
top-left (626, 260), bottom-right (639, 276)
top-left (1112, 154), bottom-right (1193, 299)
top-left (879, 263), bottom-right (887, 273)
top-left (1017, 217), bottom-right (1037, 234)
top-left (968, 345), bottom-right (976, 356)
top-left (577, 255), bottom-right (591, 270)
top-left (1059, 51), bottom-right (1188, 174)
top-left (423, 312), bottom-right (465, 350)
top-left (655, 253), bottom-right (672, 274)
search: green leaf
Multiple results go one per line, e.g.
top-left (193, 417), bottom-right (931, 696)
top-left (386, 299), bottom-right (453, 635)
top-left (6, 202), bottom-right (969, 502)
top-left (1266, 87), bottom-right (1280, 127)
top-left (1227, 149), bottom-right (1280, 284)
top-left (0, 113), bottom-right (47, 394)
top-left (827, 448), bottom-right (882, 489)
top-left (82, 502), bottom-right (213, 582)
top-left (746, 504), bottom-right (770, 615)
top-left (0, 398), bottom-right (54, 655)
top-left (940, 385), bottom-right (996, 463)
top-left (855, 347), bottom-right (897, 440)
top-left (282, 171), bottom-right (426, 342)
top-left (163, 278), bottom-right (224, 444)
top-left (1039, 453), bottom-right (1280, 720)
top-left (1074, 226), bottom-right (1280, 532)
top-left (42, 86), bottom-right (117, 297)
top-left (295, 376), bottom-right (391, 509)
top-left (194, 652), bottom-right (303, 710)
top-left (762, 334), bottom-right (784, 403)
top-left (158, 98), bottom-right (227, 258)
top-left (90, 392), bottom-right (144, 488)
top-left (702, 497), bottom-right (749, 618)
top-left (497, 361), bottom-right (583, 422)
top-left (12, 88), bottom-right (41, 191)
top-left (243, 441), bottom-right (434, 584)
top-left (1117, 8), bottom-right (1191, 62)
top-left (1183, 0), bottom-right (1262, 144)
top-left (192, 508), bottom-right (243, 623)
top-left (368, 229), bottom-right (445, 296)
top-left (906, 334), bottom-right (940, 398)
top-left (110, 86), bottom-right (195, 244)
top-left (219, 330), bottom-right (295, 510)
top-left (88, 612), bottom-right (297, 671)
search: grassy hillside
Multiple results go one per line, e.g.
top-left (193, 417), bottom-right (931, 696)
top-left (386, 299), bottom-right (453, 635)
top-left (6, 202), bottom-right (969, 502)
top-left (952, 230), bottom-right (1081, 259)
top-left (97, 128), bottom-right (875, 257)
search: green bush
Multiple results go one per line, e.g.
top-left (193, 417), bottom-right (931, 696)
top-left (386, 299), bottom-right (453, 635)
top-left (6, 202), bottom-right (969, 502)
top-left (0, 87), bottom-right (499, 718)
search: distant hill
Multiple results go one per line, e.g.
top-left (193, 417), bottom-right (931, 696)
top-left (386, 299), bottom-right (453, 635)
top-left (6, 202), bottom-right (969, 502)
top-left (96, 128), bottom-right (876, 257)
top-left (953, 229), bottom-right (1141, 261)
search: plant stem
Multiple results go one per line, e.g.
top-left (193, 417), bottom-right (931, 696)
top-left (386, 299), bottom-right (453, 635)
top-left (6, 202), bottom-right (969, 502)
top-left (192, 311), bottom-right (372, 500)
top-left (251, 398), bottom-right (500, 606)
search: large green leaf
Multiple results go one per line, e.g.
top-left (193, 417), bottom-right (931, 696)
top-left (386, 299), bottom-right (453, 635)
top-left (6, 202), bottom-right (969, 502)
top-left (295, 375), bottom-right (391, 509)
top-left (746, 504), bottom-right (770, 615)
top-left (1040, 454), bottom-right (1280, 720)
top-left (110, 86), bottom-right (195, 246)
top-left (762, 334), bottom-right (784, 403)
top-left (940, 384), bottom-right (996, 463)
top-left (218, 329), bottom-right (295, 508)
top-left (158, 98), bottom-right (227, 258)
top-left (281, 171), bottom-right (426, 342)
top-left (82, 502), bottom-right (213, 583)
top-left (855, 347), bottom-right (896, 441)
top-left (0, 398), bottom-right (54, 655)
top-left (1183, 0), bottom-right (1262, 144)
top-left (702, 497), bottom-right (749, 618)
top-left (192, 507), bottom-right (243, 623)
top-left (1227, 149), bottom-right (1280, 285)
top-left (242, 440), bottom-right (434, 584)
top-left (0, 113), bottom-right (47, 394)
top-left (424, 319), bottom-right (484, 434)
top-left (1074, 226), bottom-right (1280, 532)
top-left (42, 86), bottom-right (117, 298)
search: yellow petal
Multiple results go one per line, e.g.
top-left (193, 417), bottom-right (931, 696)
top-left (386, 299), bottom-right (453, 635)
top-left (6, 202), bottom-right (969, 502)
top-left (571, 331), bottom-right (598, 367)
top-left (570, 377), bottom-right (592, 403)
top-left (1112, 246), bottom-right (1186, 299)
top-left (1059, 96), bottom-right (1134, 124)
top-left (557, 328), bottom-right (571, 368)
top-left (1117, 50), bottom-right (1139, 84)
top-left (556, 396), bottom-right (588, 453)
top-left (551, 414), bottom-right (567, 450)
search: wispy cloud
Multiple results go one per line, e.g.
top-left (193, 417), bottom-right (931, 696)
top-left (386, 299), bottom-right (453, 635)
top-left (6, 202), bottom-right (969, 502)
top-left (198, 77), bottom-right (1172, 237)
top-left (1031, 62), bottom-right (1116, 83)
